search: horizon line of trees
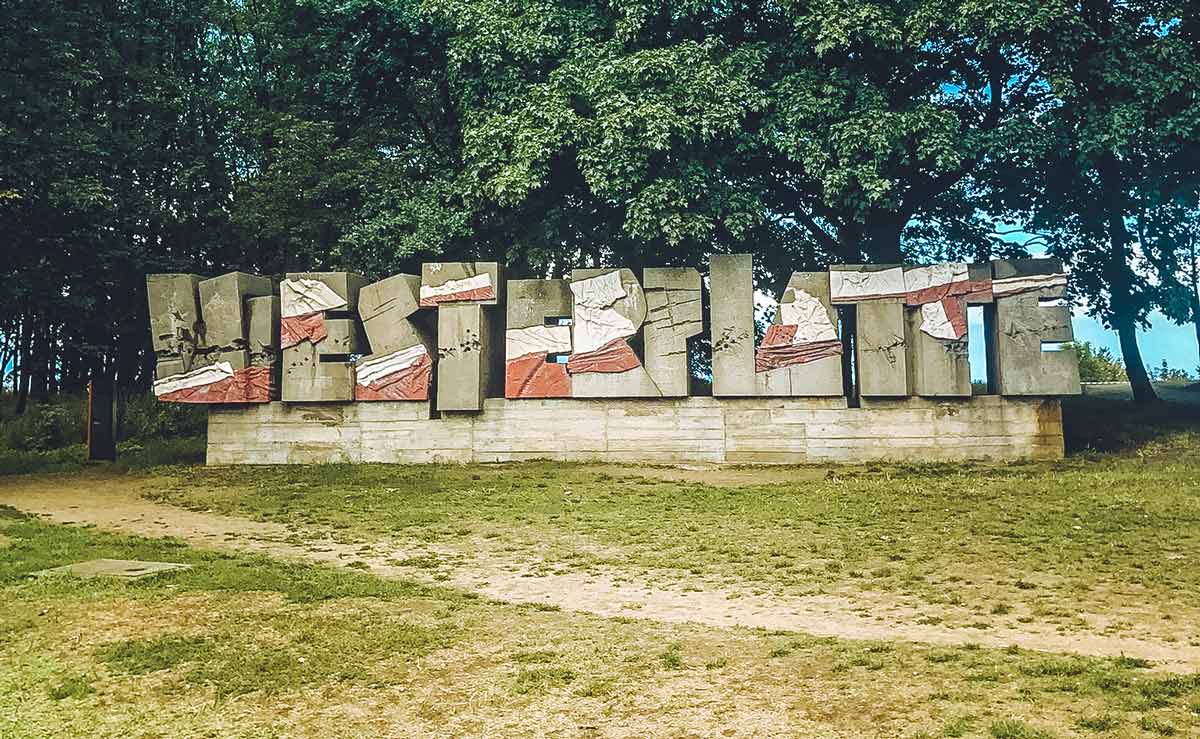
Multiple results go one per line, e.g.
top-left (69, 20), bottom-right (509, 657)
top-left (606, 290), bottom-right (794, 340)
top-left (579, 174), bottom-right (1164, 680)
top-left (2, 0), bottom-right (1199, 413)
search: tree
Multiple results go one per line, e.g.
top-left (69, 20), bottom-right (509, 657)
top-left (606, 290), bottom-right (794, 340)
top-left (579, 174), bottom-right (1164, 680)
top-left (421, 0), bottom-right (1075, 289)
top-left (1074, 342), bottom-right (1126, 382)
top-left (1008, 0), bottom-right (1200, 403)
top-left (0, 0), bottom-right (238, 406)
top-left (1140, 190), bottom-right (1200, 372)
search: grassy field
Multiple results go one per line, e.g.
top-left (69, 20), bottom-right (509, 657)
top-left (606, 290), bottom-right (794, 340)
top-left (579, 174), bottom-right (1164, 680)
top-left (137, 396), bottom-right (1200, 645)
top-left (1, 394), bottom-right (1199, 737)
top-left (3, 508), bottom-right (1200, 738)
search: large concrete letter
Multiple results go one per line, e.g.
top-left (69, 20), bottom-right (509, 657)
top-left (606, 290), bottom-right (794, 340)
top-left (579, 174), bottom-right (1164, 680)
top-left (991, 259), bottom-right (1080, 395)
top-left (505, 279), bottom-right (573, 399)
top-left (831, 265), bottom-right (909, 397)
top-left (147, 273), bottom-right (203, 380)
top-left (567, 268), bottom-right (662, 398)
top-left (354, 274), bottom-right (434, 401)
top-left (423, 262), bottom-right (504, 411)
top-left (643, 268), bottom-right (703, 397)
top-left (710, 254), bottom-right (756, 396)
top-left (755, 272), bottom-right (844, 396)
top-left (148, 271), bottom-right (277, 403)
top-left (902, 263), bottom-right (992, 397)
top-left (281, 272), bottom-right (367, 402)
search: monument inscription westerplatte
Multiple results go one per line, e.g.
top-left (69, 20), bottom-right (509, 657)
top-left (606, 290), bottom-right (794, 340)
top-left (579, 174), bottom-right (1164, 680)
top-left (148, 255), bottom-right (1080, 465)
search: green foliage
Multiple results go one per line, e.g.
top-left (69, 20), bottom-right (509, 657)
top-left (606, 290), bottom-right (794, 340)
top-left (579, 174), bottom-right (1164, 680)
top-left (1073, 342), bottom-right (1127, 383)
top-left (1149, 360), bottom-right (1195, 383)
top-left (0, 394), bottom-right (204, 452)
top-left (2, 0), bottom-right (1198, 406)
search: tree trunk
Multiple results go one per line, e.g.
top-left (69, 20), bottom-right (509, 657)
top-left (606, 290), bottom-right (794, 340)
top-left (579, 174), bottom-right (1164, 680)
top-left (1097, 153), bottom-right (1157, 402)
top-left (14, 314), bottom-right (30, 415)
top-left (1190, 238), bottom-right (1200, 372)
top-left (30, 318), bottom-right (50, 404)
top-left (862, 211), bottom-right (907, 264)
top-left (1114, 315), bottom-right (1156, 401)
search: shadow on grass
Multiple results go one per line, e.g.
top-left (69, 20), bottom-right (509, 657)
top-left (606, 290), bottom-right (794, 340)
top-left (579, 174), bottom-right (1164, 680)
top-left (1063, 394), bottom-right (1200, 455)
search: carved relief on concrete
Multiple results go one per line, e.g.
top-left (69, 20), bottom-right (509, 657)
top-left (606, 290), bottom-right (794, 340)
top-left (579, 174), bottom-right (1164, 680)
top-left (147, 272), bottom-right (276, 403)
top-left (504, 279), bottom-right (573, 399)
top-left (354, 274), bottom-right (433, 401)
top-left (280, 272), bottom-right (367, 403)
top-left (423, 262), bottom-right (504, 411)
top-left (148, 255), bottom-right (1081, 408)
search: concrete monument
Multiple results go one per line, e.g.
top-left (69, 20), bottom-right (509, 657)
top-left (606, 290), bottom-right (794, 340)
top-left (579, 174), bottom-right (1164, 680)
top-left (279, 272), bottom-right (367, 402)
top-left (147, 271), bottom-right (277, 402)
top-left (149, 254), bottom-right (1082, 465)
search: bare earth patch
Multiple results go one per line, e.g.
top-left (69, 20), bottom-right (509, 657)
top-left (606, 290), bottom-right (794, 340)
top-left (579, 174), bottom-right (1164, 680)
top-left (3, 470), bottom-right (1198, 672)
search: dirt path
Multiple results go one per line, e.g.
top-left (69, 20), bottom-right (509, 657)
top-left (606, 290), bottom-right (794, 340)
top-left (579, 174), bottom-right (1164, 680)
top-left (3, 472), bottom-right (1199, 672)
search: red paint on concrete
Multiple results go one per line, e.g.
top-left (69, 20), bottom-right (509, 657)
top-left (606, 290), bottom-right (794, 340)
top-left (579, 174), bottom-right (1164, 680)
top-left (157, 367), bottom-right (273, 403)
top-left (418, 286), bottom-right (496, 308)
top-left (280, 311), bottom-right (327, 348)
top-left (354, 353), bottom-right (433, 401)
top-left (566, 338), bottom-right (641, 375)
top-left (755, 339), bottom-right (843, 373)
top-left (505, 354), bottom-right (572, 398)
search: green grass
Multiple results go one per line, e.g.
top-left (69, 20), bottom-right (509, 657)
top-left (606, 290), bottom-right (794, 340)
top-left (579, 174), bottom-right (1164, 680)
top-left (0, 436), bottom-right (206, 476)
top-left (3, 395), bottom-right (1200, 736)
top-left (1, 510), bottom-right (1199, 737)
top-left (989, 719), bottom-right (1057, 739)
top-left (145, 418), bottom-right (1200, 629)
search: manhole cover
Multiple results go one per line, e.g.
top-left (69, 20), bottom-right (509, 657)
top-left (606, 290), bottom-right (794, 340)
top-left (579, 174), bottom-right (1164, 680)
top-left (34, 559), bottom-right (192, 580)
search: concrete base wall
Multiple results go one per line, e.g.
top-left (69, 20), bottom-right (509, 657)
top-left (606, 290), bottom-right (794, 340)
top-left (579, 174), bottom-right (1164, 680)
top-left (206, 396), bottom-right (1064, 465)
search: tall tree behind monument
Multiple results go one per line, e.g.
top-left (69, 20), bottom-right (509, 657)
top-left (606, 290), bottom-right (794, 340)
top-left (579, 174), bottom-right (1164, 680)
top-left (1003, 0), bottom-right (1200, 402)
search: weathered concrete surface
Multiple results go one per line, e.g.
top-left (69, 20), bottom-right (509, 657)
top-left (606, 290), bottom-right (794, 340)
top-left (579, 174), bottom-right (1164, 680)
top-left (567, 268), bottom-right (661, 398)
top-left (35, 559), bottom-right (191, 580)
top-left (505, 279), bottom-right (574, 399)
top-left (281, 341), bottom-right (356, 402)
top-left (197, 272), bottom-right (273, 350)
top-left (146, 273), bottom-right (203, 368)
top-left (436, 303), bottom-right (494, 411)
top-left (905, 308), bottom-right (971, 397)
top-left (757, 272), bottom-right (843, 397)
top-left (830, 264), bottom-right (905, 303)
top-left (643, 267), bottom-right (703, 397)
top-left (246, 296), bottom-right (280, 367)
top-left (208, 395), bottom-right (1065, 465)
top-left (991, 260), bottom-right (1081, 396)
top-left (710, 254), bottom-right (756, 396)
top-left (354, 273), bottom-right (434, 402)
top-left (281, 272), bottom-right (367, 402)
top-left (507, 279), bottom-right (574, 330)
top-left (359, 273), bottom-right (431, 355)
top-left (856, 302), bottom-right (909, 397)
top-left (420, 262), bottom-right (502, 306)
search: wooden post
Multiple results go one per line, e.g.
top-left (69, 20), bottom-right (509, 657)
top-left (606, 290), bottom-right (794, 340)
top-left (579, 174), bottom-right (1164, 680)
top-left (86, 378), bottom-right (116, 461)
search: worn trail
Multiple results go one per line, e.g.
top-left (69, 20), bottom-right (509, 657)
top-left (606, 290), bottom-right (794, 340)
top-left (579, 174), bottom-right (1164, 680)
top-left (3, 472), bottom-right (1198, 672)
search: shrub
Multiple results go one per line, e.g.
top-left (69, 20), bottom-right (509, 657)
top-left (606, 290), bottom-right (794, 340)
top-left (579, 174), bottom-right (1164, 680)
top-left (1074, 342), bottom-right (1127, 382)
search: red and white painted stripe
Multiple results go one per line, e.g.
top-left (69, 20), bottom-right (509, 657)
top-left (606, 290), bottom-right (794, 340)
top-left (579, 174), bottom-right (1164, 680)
top-left (756, 289), bottom-right (843, 372)
top-left (154, 362), bottom-right (272, 403)
top-left (280, 278), bottom-right (347, 349)
top-left (565, 270), bottom-right (642, 374)
top-left (504, 325), bottom-right (573, 398)
top-left (419, 273), bottom-right (496, 307)
top-left (831, 264), bottom-right (992, 341)
top-left (353, 345), bottom-right (432, 401)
